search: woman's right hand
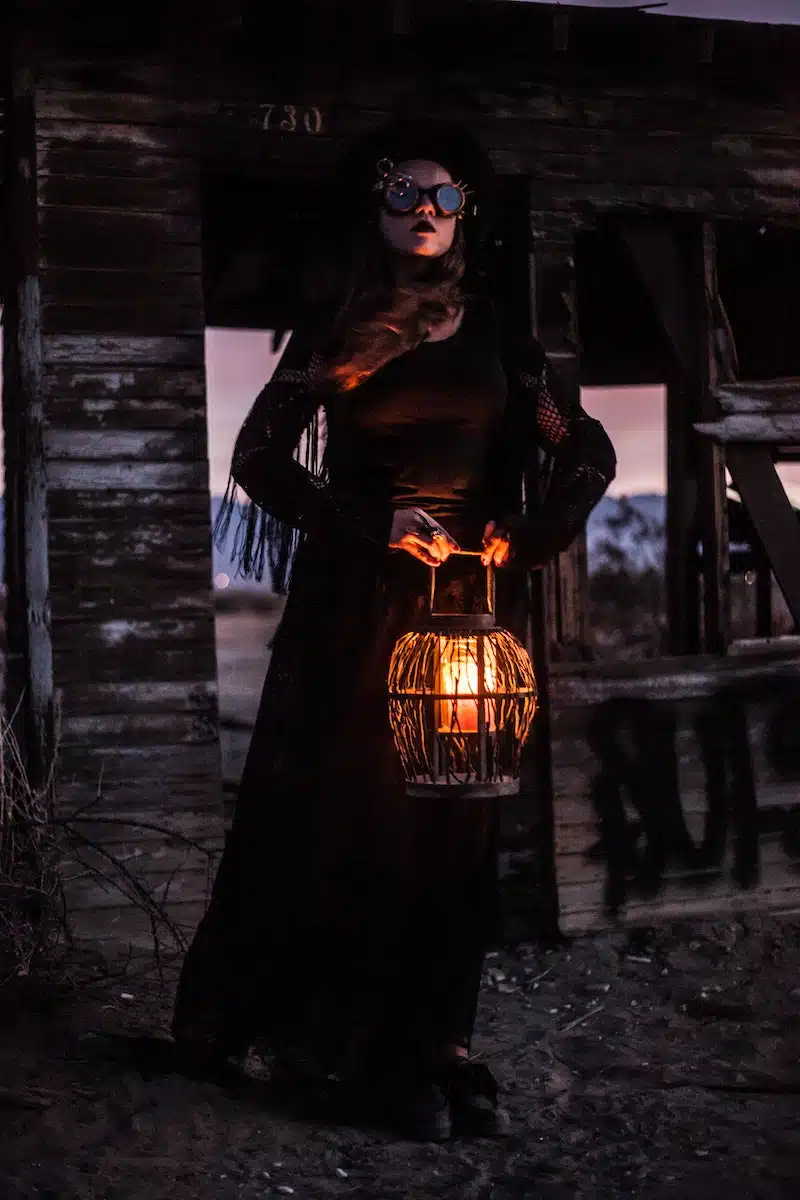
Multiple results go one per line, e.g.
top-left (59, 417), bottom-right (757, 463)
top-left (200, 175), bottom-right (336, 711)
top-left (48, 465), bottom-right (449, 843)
top-left (389, 507), bottom-right (460, 567)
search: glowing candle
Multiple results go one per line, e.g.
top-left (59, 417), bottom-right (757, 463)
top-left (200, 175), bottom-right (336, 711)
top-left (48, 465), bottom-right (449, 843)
top-left (437, 636), bottom-right (498, 733)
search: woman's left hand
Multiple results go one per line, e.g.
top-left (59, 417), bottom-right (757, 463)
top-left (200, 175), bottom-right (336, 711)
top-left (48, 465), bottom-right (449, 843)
top-left (481, 521), bottom-right (511, 567)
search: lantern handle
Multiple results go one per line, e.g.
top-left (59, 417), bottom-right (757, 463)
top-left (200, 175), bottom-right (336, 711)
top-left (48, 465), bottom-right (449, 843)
top-left (428, 549), bottom-right (495, 617)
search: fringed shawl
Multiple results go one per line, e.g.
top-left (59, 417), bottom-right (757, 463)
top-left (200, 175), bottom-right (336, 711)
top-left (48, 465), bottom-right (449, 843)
top-left (212, 303), bottom-right (616, 593)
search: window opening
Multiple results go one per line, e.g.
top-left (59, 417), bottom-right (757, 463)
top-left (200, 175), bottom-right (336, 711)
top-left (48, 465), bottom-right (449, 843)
top-left (583, 384), bottom-right (667, 661)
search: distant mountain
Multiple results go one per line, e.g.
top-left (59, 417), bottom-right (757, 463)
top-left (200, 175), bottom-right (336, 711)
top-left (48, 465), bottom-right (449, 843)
top-left (587, 493), bottom-right (665, 572)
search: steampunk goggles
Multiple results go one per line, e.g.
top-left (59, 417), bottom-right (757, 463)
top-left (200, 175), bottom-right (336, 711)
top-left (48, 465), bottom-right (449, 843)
top-left (373, 158), bottom-right (470, 218)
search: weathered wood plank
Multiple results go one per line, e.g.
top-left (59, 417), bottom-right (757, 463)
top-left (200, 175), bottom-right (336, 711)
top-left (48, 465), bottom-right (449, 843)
top-left (56, 778), bottom-right (222, 816)
top-left (726, 446), bottom-right (800, 628)
top-left (558, 882), bottom-right (800, 936)
top-left (40, 205), bottom-right (201, 245)
top-left (51, 617), bottom-right (218, 684)
top-left (61, 848), bottom-right (220, 894)
top-left (48, 573), bottom-right (214, 611)
top-left (66, 901), bottom-right (209, 949)
top-left (35, 89), bottom-right (215, 125)
top-left (38, 174), bottom-right (198, 213)
top-left (45, 460), bottom-right (209, 490)
top-left (63, 866), bottom-right (215, 913)
top-left (55, 743), bottom-right (222, 788)
top-left (48, 573), bottom-right (214, 618)
top-left (37, 145), bottom-right (195, 182)
top-left (37, 59), bottom-right (187, 94)
top-left (41, 268), bottom-right (203, 308)
top-left (44, 395), bottom-right (207, 431)
top-left (556, 835), bottom-right (799, 891)
top-left (51, 612), bottom-right (214, 643)
top-left (695, 414), bottom-right (800, 444)
top-left (41, 303), bottom-right (205, 336)
top-left (714, 379), bottom-right (800, 414)
top-left (40, 235), bottom-right (202, 272)
top-left (36, 118), bottom-right (187, 153)
top-left (42, 335), bottom-right (204, 367)
top-left (62, 809), bottom-right (224, 847)
top-left (48, 516), bottom-right (211, 550)
top-left (41, 367), bottom-right (205, 399)
top-left (549, 649), bottom-right (800, 707)
top-left (527, 180), bottom-right (800, 221)
top-left (42, 428), bottom-right (207, 461)
top-left (59, 711), bottom-right (217, 746)
top-left (55, 680), bottom-right (218, 718)
top-left (46, 488), bottom-right (212, 520)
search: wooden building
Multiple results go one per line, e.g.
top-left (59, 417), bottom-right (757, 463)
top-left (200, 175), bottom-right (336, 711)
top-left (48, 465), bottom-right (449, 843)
top-left (3, 0), bottom-right (800, 947)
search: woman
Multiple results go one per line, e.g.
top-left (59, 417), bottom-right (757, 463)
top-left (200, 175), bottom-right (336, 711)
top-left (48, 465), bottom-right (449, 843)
top-left (173, 117), bottom-right (616, 1140)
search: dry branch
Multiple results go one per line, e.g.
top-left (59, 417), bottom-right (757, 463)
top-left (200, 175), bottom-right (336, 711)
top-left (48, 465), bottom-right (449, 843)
top-left (0, 691), bottom-right (216, 984)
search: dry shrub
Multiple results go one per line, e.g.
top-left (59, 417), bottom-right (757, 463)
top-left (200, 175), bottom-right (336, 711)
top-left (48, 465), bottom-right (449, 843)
top-left (0, 693), bottom-right (216, 985)
top-left (0, 698), bottom-right (65, 982)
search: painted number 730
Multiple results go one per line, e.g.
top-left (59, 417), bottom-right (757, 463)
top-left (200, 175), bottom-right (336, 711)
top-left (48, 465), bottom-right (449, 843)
top-left (259, 104), bottom-right (324, 134)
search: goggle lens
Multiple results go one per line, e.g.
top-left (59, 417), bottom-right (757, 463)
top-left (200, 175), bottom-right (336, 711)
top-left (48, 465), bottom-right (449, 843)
top-left (382, 179), bottom-right (467, 217)
top-left (384, 180), bottom-right (418, 212)
top-left (435, 184), bottom-right (466, 216)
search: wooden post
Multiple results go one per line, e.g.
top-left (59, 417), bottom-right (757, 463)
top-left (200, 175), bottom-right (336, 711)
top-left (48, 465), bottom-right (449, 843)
top-left (694, 221), bottom-right (730, 654)
top-left (2, 22), bottom-right (54, 790)
top-left (529, 206), bottom-right (588, 661)
top-left (726, 445), bottom-right (800, 631)
top-left (621, 219), bottom-right (729, 656)
top-left (492, 178), bottom-right (560, 937)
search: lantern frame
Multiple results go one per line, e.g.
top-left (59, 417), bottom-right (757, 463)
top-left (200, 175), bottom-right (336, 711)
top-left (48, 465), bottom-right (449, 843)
top-left (388, 550), bottom-right (537, 798)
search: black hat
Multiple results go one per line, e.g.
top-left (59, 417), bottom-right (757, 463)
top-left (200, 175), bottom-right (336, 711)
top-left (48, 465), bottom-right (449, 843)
top-left (333, 115), bottom-right (496, 247)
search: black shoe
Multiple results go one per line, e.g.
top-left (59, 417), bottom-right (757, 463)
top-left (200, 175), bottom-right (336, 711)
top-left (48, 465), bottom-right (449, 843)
top-left (383, 1079), bottom-right (452, 1142)
top-left (171, 1024), bottom-right (250, 1079)
top-left (447, 1059), bottom-right (510, 1137)
top-left (351, 1060), bottom-right (452, 1142)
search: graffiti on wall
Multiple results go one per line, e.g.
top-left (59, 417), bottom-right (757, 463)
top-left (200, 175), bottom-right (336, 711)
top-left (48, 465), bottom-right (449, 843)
top-left (582, 671), bottom-right (800, 913)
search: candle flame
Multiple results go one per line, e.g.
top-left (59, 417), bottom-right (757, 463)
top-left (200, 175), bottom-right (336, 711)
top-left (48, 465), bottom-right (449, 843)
top-left (437, 636), bottom-right (497, 734)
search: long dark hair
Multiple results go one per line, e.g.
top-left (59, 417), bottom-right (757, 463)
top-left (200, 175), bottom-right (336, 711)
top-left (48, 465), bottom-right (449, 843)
top-left (303, 117), bottom-right (495, 392)
top-left (319, 216), bottom-right (467, 392)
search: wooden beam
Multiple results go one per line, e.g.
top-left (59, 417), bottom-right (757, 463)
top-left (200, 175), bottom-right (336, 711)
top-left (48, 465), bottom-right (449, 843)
top-left (621, 221), bottom-right (700, 654)
top-left (621, 218), bottom-right (729, 654)
top-left (695, 221), bottom-right (730, 655)
top-left (2, 23), bottom-right (55, 788)
top-left (694, 413), bottom-right (800, 444)
top-left (714, 380), bottom-right (800, 413)
top-left (697, 377), bottom-right (800, 442)
top-left (726, 445), bottom-right (800, 631)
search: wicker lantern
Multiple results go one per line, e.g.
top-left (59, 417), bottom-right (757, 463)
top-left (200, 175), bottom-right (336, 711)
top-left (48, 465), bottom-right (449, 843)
top-left (388, 551), bottom-right (537, 797)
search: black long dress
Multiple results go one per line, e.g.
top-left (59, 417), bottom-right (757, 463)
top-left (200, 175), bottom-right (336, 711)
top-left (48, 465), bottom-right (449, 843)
top-left (172, 293), bottom-right (616, 1078)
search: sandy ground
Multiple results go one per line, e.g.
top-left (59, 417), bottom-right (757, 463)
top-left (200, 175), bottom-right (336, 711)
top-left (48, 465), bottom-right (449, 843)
top-left (1, 913), bottom-right (799, 1200)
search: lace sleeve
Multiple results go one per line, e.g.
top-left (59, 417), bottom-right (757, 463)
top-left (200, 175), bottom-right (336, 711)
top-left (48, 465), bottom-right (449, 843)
top-left (497, 337), bottom-right (617, 569)
top-left (214, 326), bottom-right (392, 590)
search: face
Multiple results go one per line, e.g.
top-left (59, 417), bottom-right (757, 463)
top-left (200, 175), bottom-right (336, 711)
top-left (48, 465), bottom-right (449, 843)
top-left (377, 158), bottom-right (459, 259)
